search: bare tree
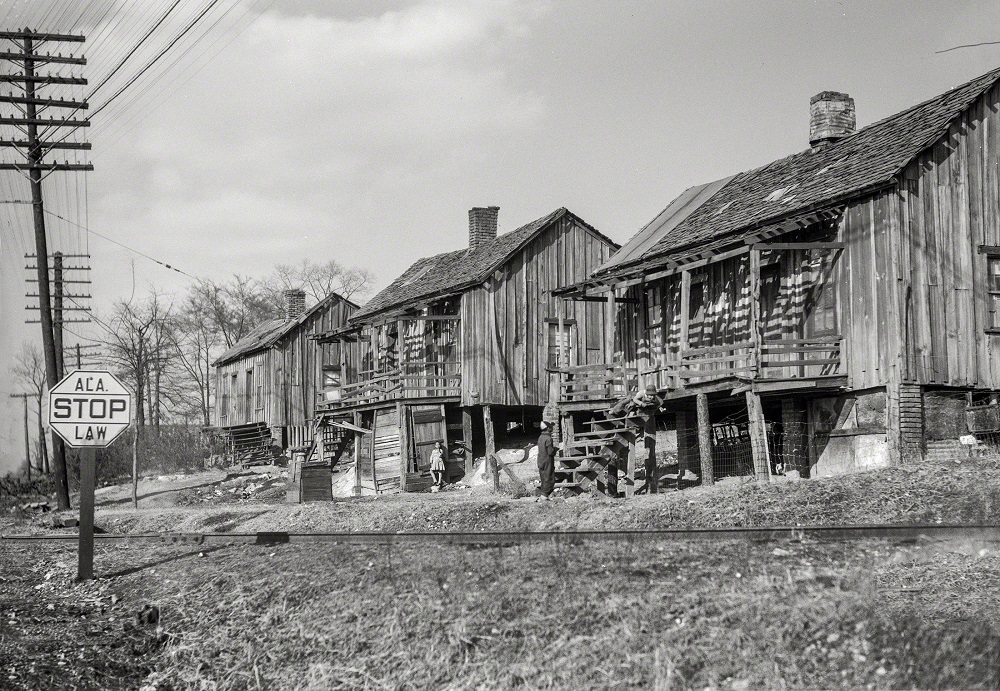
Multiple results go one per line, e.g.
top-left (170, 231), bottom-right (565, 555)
top-left (97, 292), bottom-right (173, 507)
top-left (9, 343), bottom-right (48, 474)
top-left (267, 259), bottom-right (374, 306)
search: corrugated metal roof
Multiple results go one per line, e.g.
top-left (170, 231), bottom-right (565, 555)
top-left (597, 175), bottom-right (735, 273)
top-left (594, 65), bottom-right (1000, 279)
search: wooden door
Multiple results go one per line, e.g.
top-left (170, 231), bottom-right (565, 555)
top-left (244, 369), bottom-right (254, 423)
top-left (371, 407), bottom-right (402, 493)
top-left (408, 404), bottom-right (448, 475)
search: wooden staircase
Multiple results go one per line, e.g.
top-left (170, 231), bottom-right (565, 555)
top-left (555, 411), bottom-right (640, 496)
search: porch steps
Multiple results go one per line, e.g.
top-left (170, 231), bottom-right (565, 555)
top-left (555, 397), bottom-right (639, 496)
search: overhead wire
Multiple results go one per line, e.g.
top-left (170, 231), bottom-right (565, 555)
top-left (42, 207), bottom-right (198, 280)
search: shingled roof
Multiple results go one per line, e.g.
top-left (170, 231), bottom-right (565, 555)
top-left (214, 293), bottom-right (356, 366)
top-left (352, 208), bottom-right (615, 320)
top-left (594, 65), bottom-right (1000, 279)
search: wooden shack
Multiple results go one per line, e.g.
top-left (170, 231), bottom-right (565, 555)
top-left (553, 66), bottom-right (1000, 494)
top-left (213, 289), bottom-right (357, 453)
top-left (316, 207), bottom-right (619, 493)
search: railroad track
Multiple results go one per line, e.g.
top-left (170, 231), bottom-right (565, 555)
top-left (2, 524), bottom-right (999, 546)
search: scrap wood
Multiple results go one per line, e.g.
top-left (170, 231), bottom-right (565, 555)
top-left (489, 452), bottom-right (528, 491)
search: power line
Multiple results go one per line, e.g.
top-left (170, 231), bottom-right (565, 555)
top-left (90, 0), bottom-right (222, 119)
top-left (42, 207), bottom-right (198, 279)
top-left (935, 40), bottom-right (1000, 54)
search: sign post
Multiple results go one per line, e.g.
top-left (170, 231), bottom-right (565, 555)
top-left (48, 369), bottom-right (132, 581)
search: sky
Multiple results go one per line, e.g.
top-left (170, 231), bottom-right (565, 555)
top-left (2, 0), bottom-right (1000, 475)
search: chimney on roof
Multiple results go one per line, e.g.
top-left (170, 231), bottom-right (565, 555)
top-left (283, 289), bottom-right (306, 320)
top-left (809, 91), bottom-right (856, 148)
top-left (468, 206), bottom-right (499, 250)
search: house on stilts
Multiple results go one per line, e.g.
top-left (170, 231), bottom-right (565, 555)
top-left (212, 289), bottom-right (357, 463)
top-left (315, 206), bottom-right (619, 494)
top-left (551, 66), bottom-right (1000, 496)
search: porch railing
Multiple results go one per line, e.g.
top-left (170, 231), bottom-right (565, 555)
top-left (317, 362), bottom-right (461, 410)
top-left (556, 363), bottom-right (638, 403)
top-left (563, 336), bottom-right (843, 402)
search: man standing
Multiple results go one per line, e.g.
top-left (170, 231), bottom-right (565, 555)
top-left (537, 420), bottom-right (556, 500)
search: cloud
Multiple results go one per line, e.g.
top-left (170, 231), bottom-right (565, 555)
top-left (87, 0), bottom-right (549, 290)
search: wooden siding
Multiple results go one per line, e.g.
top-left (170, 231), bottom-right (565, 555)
top-left (460, 214), bottom-right (616, 406)
top-left (898, 81), bottom-right (1000, 388)
top-left (213, 296), bottom-right (356, 429)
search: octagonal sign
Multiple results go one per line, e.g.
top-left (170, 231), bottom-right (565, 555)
top-left (49, 369), bottom-right (132, 448)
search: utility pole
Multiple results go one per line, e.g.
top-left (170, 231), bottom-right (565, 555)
top-left (53, 251), bottom-right (64, 378)
top-left (9, 393), bottom-right (33, 480)
top-left (1, 29), bottom-right (91, 510)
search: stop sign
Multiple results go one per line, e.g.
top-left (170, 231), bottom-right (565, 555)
top-left (49, 369), bottom-right (132, 448)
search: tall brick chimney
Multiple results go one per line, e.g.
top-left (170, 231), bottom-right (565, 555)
top-left (468, 206), bottom-right (499, 250)
top-left (809, 91), bottom-right (856, 148)
top-left (283, 289), bottom-right (306, 320)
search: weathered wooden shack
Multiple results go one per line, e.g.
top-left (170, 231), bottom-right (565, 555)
top-left (553, 66), bottom-right (1000, 494)
top-left (316, 207), bottom-right (618, 493)
top-left (213, 289), bottom-right (357, 453)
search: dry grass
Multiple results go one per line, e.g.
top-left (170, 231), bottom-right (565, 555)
top-left (23, 538), bottom-right (991, 690)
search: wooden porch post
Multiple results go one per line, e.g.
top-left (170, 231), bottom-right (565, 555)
top-left (749, 247), bottom-right (762, 374)
top-left (483, 405), bottom-right (498, 492)
top-left (696, 393), bottom-right (714, 486)
top-left (462, 406), bottom-right (474, 476)
top-left (625, 436), bottom-right (637, 498)
top-left (352, 411), bottom-right (362, 496)
top-left (398, 403), bottom-right (409, 493)
top-left (679, 270), bottom-right (690, 389)
top-left (745, 390), bottom-right (771, 481)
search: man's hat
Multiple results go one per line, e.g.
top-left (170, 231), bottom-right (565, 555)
top-left (645, 383), bottom-right (657, 394)
top-left (540, 420), bottom-right (550, 430)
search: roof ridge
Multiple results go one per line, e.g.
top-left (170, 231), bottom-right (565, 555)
top-left (597, 64), bottom-right (1000, 278)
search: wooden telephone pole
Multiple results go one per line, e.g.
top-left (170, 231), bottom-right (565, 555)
top-left (1, 29), bottom-right (92, 509)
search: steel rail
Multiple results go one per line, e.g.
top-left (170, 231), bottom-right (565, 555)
top-left (2, 524), bottom-right (999, 547)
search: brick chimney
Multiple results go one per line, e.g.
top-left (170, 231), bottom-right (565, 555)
top-left (283, 289), bottom-right (306, 320)
top-left (468, 206), bottom-right (499, 250)
top-left (809, 91), bottom-right (856, 148)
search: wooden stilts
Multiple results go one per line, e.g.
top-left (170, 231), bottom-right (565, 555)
top-left (745, 390), bottom-right (771, 481)
top-left (696, 393), bottom-right (714, 486)
top-left (353, 411), bottom-right (362, 496)
top-left (398, 403), bottom-right (409, 493)
top-left (483, 405), bottom-right (498, 492)
top-left (462, 406), bottom-right (474, 476)
top-left (625, 437), bottom-right (636, 498)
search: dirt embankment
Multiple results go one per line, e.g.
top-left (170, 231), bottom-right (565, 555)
top-left (6, 454), bottom-right (998, 536)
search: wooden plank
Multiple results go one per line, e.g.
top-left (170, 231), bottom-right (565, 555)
top-left (679, 269), bottom-right (691, 354)
top-left (462, 406), bottom-right (474, 475)
top-left (749, 248), bottom-right (761, 375)
top-left (745, 390), bottom-right (770, 482)
top-left (398, 403), bottom-right (409, 492)
top-left (751, 242), bottom-right (846, 250)
top-left (353, 411), bottom-right (362, 495)
top-left (625, 437), bottom-right (636, 498)
top-left (696, 392), bottom-right (713, 486)
top-left (483, 405), bottom-right (497, 492)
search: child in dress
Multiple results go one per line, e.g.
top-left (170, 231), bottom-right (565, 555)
top-left (429, 440), bottom-right (446, 488)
